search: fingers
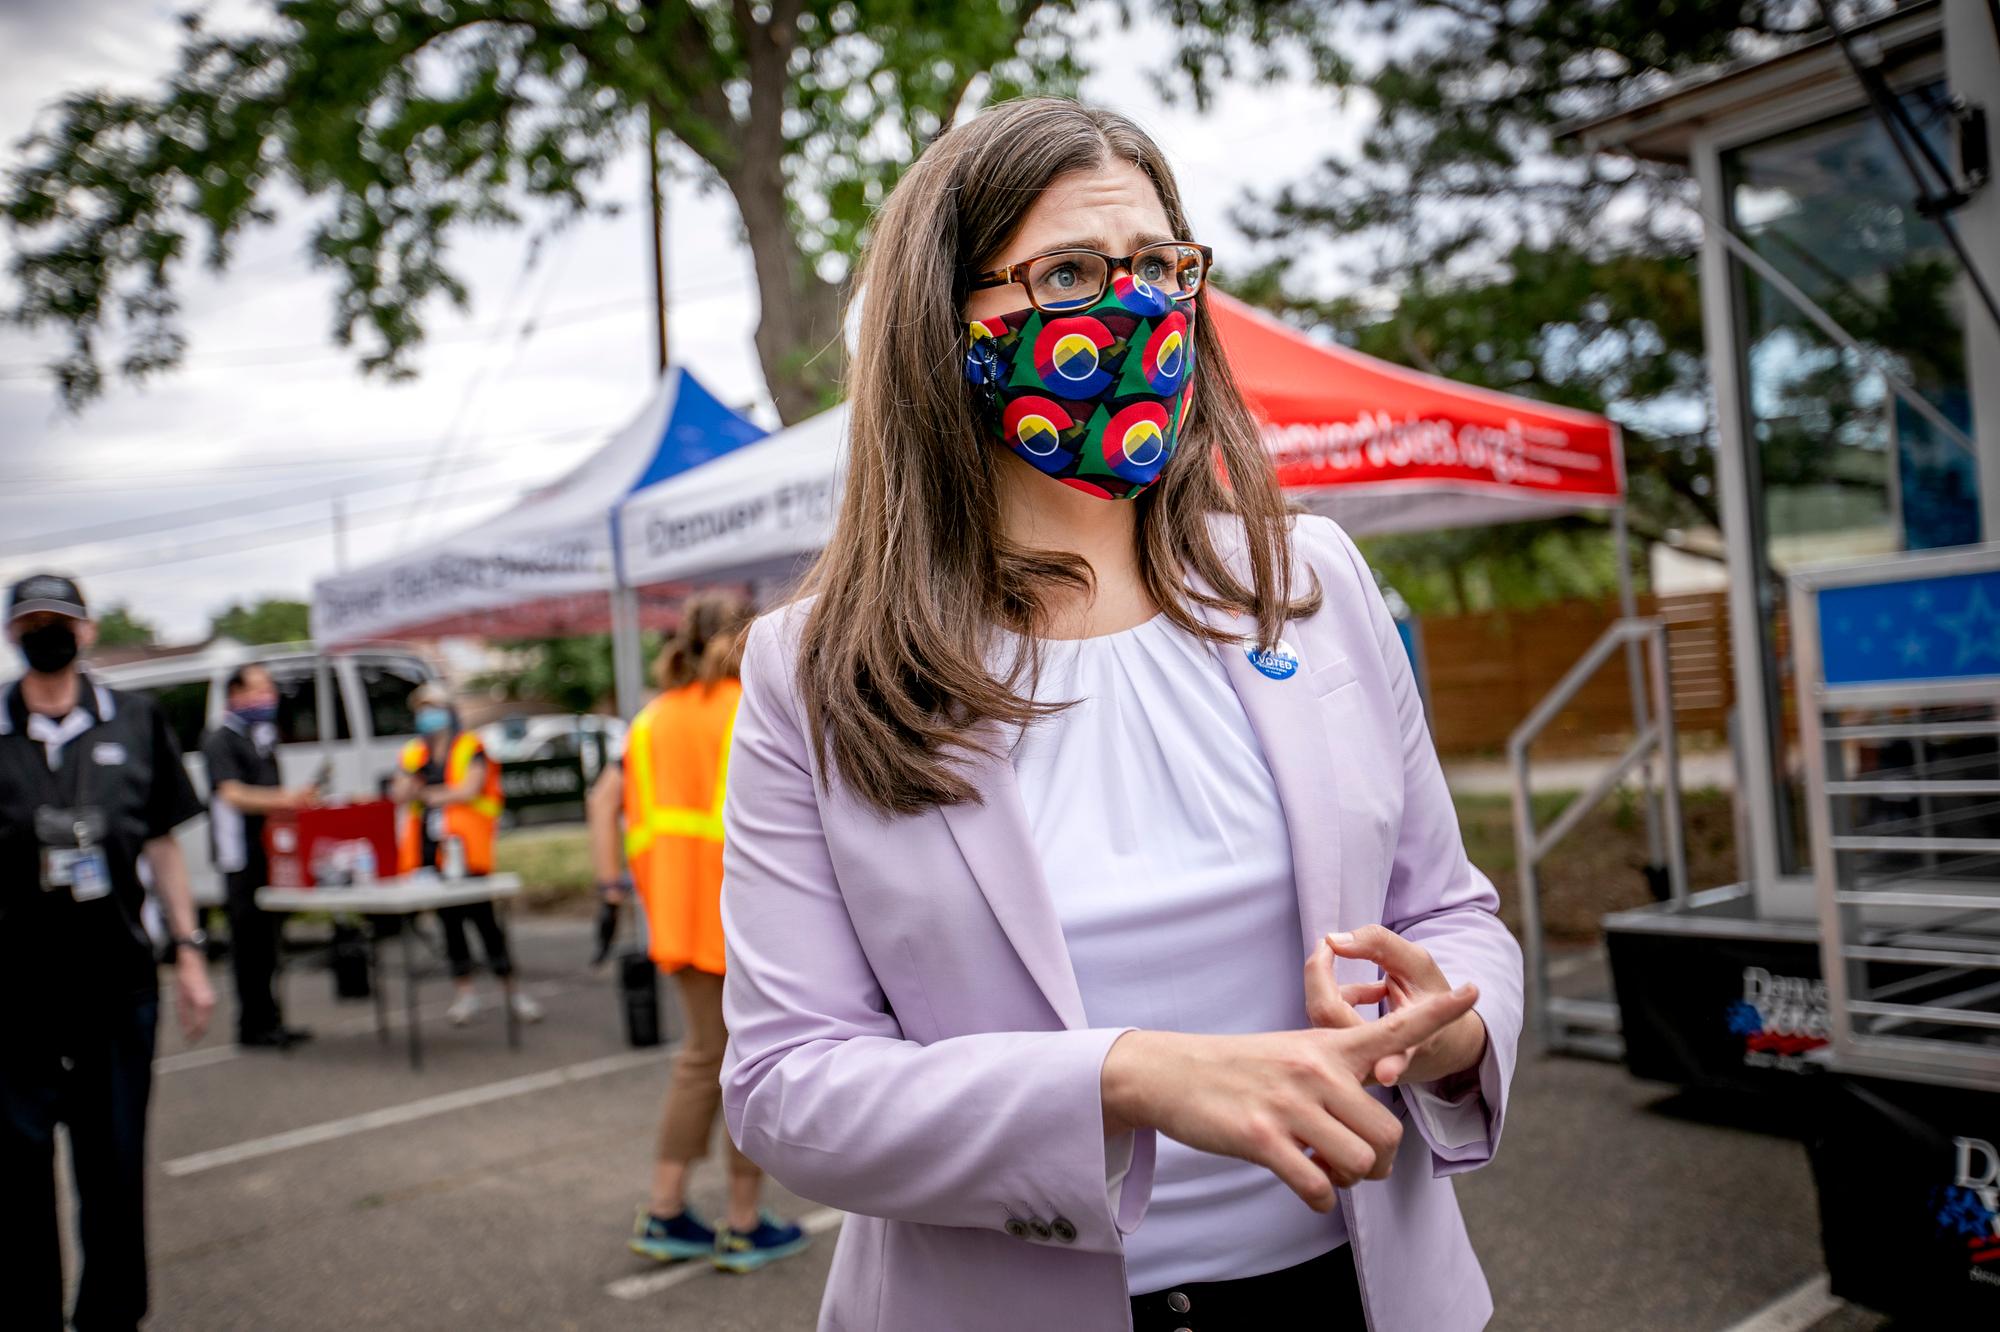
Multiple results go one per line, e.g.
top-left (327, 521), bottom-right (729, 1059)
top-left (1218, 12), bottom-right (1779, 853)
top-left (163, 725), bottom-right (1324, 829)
top-left (1328, 926), bottom-right (1444, 988)
top-left (1339, 980), bottom-right (1389, 1008)
top-left (1303, 938), bottom-right (1363, 1029)
top-left (1247, 1125), bottom-right (1339, 1213)
top-left (1316, 1077), bottom-right (1404, 1180)
top-left (1341, 984), bottom-right (1478, 1067)
top-left (1291, 1111), bottom-right (1385, 1190)
top-left (1372, 1051), bottom-right (1411, 1088)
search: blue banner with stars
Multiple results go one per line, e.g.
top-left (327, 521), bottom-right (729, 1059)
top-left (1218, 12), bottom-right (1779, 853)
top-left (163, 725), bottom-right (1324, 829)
top-left (1817, 569), bottom-right (2000, 686)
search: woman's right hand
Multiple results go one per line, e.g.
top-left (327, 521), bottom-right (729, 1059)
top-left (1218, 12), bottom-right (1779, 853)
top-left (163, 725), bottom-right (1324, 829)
top-left (1098, 984), bottom-right (1480, 1212)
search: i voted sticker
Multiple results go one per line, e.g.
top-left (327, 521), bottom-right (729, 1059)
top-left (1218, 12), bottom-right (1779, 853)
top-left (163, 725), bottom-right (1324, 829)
top-left (1246, 639), bottom-right (1301, 681)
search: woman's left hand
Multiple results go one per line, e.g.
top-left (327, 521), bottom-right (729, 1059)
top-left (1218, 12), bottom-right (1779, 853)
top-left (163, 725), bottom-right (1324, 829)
top-left (1305, 927), bottom-right (1487, 1091)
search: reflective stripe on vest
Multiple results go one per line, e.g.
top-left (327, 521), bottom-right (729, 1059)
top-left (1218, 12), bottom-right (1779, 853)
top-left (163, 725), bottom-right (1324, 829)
top-left (403, 733), bottom-right (502, 818)
top-left (450, 733), bottom-right (503, 819)
top-left (624, 703), bottom-right (736, 857)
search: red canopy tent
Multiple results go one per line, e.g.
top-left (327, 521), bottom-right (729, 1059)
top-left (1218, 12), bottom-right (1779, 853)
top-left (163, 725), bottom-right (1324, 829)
top-left (1208, 291), bottom-right (1625, 534)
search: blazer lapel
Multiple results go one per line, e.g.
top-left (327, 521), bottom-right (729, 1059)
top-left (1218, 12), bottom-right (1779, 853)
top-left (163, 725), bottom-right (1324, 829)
top-left (1197, 601), bottom-right (1347, 953)
top-left (937, 736), bottom-right (1089, 1030)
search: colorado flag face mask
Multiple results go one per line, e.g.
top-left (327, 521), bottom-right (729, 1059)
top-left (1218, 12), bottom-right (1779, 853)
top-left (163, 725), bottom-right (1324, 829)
top-left (963, 276), bottom-right (1195, 500)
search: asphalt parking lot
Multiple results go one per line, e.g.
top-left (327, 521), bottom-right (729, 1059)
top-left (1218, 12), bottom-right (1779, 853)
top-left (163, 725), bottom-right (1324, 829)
top-left (107, 916), bottom-right (1888, 1330)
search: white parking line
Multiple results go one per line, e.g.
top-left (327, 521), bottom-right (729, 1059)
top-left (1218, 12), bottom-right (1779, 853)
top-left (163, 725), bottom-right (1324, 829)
top-left (606, 1208), bottom-right (846, 1301)
top-left (1720, 1274), bottom-right (1840, 1332)
top-left (161, 1048), bottom-right (663, 1177)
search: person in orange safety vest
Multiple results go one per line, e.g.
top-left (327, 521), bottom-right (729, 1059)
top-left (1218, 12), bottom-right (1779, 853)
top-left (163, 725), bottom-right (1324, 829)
top-left (587, 592), bottom-right (807, 1272)
top-left (391, 681), bottom-right (541, 1029)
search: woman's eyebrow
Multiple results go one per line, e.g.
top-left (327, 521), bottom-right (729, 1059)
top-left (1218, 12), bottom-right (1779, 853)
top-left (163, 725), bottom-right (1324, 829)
top-left (1036, 231), bottom-right (1177, 255)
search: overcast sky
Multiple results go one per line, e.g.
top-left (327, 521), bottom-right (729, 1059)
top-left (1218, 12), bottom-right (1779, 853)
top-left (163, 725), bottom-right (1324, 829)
top-left (0, 1), bottom-right (1368, 645)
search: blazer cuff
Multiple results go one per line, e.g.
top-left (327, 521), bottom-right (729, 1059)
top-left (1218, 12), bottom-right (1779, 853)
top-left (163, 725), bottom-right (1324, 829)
top-left (1406, 1007), bottom-right (1506, 1175)
top-left (1104, 1129), bottom-right (1134, 1210)
top-left (1403, 1078), bottom-right (1488, 1154)
top-left (1006, 1027), bottom-right (1158, 1254)
top-left (1112, 1126), bottom-right (1156, 1236)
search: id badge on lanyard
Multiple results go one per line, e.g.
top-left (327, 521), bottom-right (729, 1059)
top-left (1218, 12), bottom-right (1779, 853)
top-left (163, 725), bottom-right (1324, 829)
top-left (37, 807), bottom-right (112, 902)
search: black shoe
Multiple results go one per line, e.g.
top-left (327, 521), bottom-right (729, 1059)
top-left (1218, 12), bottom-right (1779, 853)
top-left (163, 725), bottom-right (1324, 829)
top-left (239, 1025), bottom-right (313, 1050)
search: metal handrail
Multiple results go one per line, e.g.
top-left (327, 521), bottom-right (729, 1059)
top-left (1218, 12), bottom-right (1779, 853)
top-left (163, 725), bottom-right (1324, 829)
top-left (1509, 617), bottom-right (1689, 1056)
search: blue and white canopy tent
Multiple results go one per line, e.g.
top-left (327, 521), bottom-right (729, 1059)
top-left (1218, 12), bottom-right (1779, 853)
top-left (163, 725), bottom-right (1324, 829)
top-left (309, 367), bottom-right (766, 712)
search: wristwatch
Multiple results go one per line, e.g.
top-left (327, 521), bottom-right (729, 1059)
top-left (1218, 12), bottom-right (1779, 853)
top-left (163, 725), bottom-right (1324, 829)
top-left (172, 928), bottom-right (209, 954)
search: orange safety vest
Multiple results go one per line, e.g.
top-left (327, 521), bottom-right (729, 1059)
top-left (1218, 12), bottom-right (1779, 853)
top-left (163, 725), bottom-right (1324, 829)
top-left (623, 679), bottom-right (740, 975)
top-left (397, 731), bottom-right (503, 875)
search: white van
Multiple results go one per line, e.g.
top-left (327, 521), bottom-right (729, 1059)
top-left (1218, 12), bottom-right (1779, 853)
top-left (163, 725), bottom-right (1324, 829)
top-left (95, 639), bottom-right (439, 906)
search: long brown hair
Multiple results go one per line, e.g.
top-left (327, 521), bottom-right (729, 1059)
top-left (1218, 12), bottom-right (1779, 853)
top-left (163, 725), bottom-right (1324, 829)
top-left (657, 590), bottom-right (753, 691)
top-left (799, 98), bottom-right (1318, 814)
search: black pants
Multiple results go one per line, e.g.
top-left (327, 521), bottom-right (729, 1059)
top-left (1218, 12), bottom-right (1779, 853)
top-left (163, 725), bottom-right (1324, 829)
top-left (1131, 1242), bottom-right (1362, 1332)
top-left (439, 900), bottom-right (513, 979)
top-left (0, 995), bottom-right (159, 1332)
top-left (225, 868), bottom-right (284, 1040)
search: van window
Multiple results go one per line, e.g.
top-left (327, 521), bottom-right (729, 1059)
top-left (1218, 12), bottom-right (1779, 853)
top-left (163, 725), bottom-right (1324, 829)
top-left (360, 658), bottom-right (427, 738)
top-left (265, 662), bottom-right (351, 744)
top-left (131, 681), bottom-right (209, 754)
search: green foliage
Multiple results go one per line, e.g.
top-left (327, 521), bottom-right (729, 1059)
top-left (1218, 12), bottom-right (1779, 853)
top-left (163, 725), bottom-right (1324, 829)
top-left (209, 597), bottom-right (312, 644)
top-left (473, 632), bottom-right (659, 714)
top-left (1238, 1), bottom-right (1874, 285)
top-left (1219, 1), bottom-right (1872, 607)
top-left (4, 0), bottom-right (1091, 422)
top-left (1359, 523), bottom-right (1620, 617)
top-left (94, 604), bottom-right (159, 648)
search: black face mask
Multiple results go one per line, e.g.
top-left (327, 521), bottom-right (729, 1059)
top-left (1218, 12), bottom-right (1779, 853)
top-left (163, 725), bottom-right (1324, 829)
top-left (19, 622), bottom-right (80, 675)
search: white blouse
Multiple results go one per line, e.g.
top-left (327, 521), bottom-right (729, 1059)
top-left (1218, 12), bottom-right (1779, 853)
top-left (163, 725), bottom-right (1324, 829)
top-left (1007, 613), bottom-right (1484, 1294)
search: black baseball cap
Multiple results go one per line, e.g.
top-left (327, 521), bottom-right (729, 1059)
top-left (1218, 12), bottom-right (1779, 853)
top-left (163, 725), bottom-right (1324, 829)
top-left (7, 573), bottom-right (88, 623)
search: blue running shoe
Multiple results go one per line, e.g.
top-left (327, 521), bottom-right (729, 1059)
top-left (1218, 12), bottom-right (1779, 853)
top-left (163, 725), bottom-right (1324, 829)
top-left (712, 1212), bottom-right (810, 1272)
top-left (629, 1207), bottom-right (717, 1263)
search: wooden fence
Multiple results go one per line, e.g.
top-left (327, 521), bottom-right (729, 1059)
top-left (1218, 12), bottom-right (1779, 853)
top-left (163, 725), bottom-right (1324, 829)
top-left (1420, 591), bottom-right (1734, 757)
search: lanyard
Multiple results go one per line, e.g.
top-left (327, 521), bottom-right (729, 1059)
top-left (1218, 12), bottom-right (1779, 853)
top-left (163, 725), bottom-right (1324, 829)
top-left (24, 714), bottom-right (107, 852)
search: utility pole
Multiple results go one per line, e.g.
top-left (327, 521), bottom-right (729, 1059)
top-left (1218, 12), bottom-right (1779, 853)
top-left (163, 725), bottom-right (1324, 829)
top-left (648, 105), bottom-right (669, 373)
top-left (614, 104), bottom-right (671, 721)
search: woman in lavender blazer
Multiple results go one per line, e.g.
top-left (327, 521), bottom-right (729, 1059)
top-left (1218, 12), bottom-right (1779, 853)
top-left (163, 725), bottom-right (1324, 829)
top-left (720, 98), bottom-right (1523, 1332)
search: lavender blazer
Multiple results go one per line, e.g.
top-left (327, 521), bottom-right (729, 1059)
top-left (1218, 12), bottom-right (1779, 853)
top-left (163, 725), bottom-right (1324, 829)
top-left (720, 515), bottom-right (1523, 1331)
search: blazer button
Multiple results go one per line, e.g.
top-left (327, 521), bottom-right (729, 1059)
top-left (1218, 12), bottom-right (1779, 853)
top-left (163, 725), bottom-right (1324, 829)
top-left (1028, 1217), bottom-right (1053, 1240)
top-left (1167, 1291), bottom-right (1191, 1313)
top-left (1003, 1218), bottom-right (1028, 1238)
top-left (1050, 1216), bottom-right (1077, 1243)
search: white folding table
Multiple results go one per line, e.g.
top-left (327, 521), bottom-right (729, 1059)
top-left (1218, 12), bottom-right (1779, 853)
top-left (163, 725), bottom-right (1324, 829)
top-left (256, 874), bottom-right (523, 1070)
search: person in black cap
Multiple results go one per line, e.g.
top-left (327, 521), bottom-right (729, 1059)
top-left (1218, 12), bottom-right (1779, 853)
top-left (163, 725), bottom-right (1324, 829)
top-left (0, 573), bottom-right (214, 1332)
top-left (200, 662), bottom-right (319, 1049)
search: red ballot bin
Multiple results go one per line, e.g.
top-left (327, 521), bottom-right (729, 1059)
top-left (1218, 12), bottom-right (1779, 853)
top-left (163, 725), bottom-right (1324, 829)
top-left (264, 800), bottom-right (399, 887)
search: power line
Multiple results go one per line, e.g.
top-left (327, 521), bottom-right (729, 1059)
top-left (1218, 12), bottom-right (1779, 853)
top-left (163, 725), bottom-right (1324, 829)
top-left (3, 421), bottom-right (611, 491)
top-left (46, 473), bottom-right (540, 582)
top-left (411, 227), bottom-right (584, 543)
top-left (391, 234), bottom-right (556, 549)
top-left (0, 298), bottom-right (634, 380)
top-left (0, 432), bottom-right (595, 559)
top-left (0, 279), bottom-right (743, 382)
